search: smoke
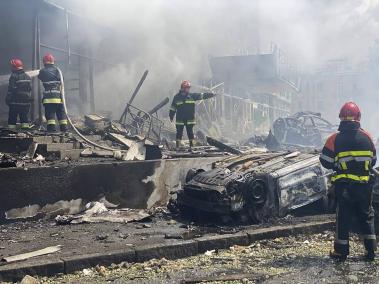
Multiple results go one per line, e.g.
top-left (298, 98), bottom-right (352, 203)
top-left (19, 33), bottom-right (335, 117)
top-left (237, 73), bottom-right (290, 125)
top-left (57, 0), bottom-right (379, 131)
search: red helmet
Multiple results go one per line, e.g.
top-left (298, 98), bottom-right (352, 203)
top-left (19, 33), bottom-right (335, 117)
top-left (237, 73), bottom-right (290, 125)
top-left (180, 80), bottom-right (191, 90)
top-left (339, 102), bottom-right (361, 122)
top-left (43, 53), bottom-right (55, 65)
top-left (10, 58), bottom-right (23, 70)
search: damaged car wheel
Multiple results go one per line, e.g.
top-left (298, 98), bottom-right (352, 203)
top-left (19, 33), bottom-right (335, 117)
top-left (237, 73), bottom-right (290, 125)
top-left (246, 179), bottom-right (269, 223)
top-left (185, 168), bottom-right (205, 183)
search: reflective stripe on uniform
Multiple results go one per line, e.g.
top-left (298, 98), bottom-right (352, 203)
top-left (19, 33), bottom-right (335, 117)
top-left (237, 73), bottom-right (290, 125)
top-left (184, 100), bottom-right (195, 104)
top-left (43, 90), bottom-right (61, 94)
top-left (170, 107), bottom-right (176, 111)
top-left (340, 162), bottom-right (347, 170)
top-left (47, 119), bottom-right (56, 125)
top-left (10, 102), bottom-right (31, 106)
top-left (365, 160), bottom-right (370, 171)
top-left (8, 124), bottom-right (16, 129)
top-left (363, 234), bottom-right (377, 240)
top-left (337, 156), bottom-right (373, 163)
top-left (44, 81), bottom-right (61, 84)
top-left (15, 80), bottom-right (31, 84)
top-left (336, 151), bottom-right (374, 159)
top-left (320, 154), bottom-right (334, 163)
top-left (43, 98), bottom-right (62, 104)
top-left (21, 123), bottom-right (30, 129)
top-left (176, 121), bottom-right (184, 125)
top-left (331, 174), bottom-right (370, 182)
top-left (176, 101), bottom-right (184, 106)
top-left (59, 119), bottom-right (68, 125)
top-left (186, 120), bottom-right (196, 125)
top-left (335, 239), bottom-right (349, 245)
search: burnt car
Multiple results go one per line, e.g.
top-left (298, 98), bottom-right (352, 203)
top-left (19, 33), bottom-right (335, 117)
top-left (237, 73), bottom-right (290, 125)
top-left (267, 112), bottom-right (337, 150)
top-left (176, 151), bottom-right (331, 222)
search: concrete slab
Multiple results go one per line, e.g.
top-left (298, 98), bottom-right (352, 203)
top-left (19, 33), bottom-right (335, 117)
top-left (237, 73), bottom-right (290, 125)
top-left (0, 137), bottom-right (33, 153)
top-left (0, 157), bottom-right (221, 222)
top-left (59, 149), bottom-right (82, 160)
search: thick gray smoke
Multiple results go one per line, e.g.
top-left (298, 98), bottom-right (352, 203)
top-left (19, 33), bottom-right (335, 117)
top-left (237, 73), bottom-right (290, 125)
top-left (57, 0), bottom-right (379, 131)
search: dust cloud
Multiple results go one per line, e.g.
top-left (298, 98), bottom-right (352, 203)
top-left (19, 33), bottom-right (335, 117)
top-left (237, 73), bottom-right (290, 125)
top-left (55, 0), bottom-right (379, 131)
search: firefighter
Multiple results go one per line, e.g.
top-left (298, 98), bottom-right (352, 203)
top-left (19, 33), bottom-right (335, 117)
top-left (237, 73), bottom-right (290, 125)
top-left (169, 80), bottom-right (216, 148)
top-left (6, 58), bottom-right (32, 130)
top-left (320, 102), bottom-right (377, 261)
top-left (38, 53), bottom-right (68, 132)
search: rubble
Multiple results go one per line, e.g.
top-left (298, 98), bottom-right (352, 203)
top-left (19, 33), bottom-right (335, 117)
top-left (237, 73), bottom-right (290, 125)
top-left (206, 136), bottom-right (243, 155)
top-left (55, 201), bottom-right (151, 225)
top-left (20, 275), bottom-right (39, 284)
top-left (37, 232), bottom-right (379, 284)
top-left (0, 152), bottom-right (17, 168)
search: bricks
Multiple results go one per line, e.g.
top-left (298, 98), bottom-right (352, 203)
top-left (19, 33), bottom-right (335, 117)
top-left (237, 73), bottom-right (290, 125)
top-left (59, 149), bottom-right (82, 160)
top-left (32, 136), bottom-right (54, 144)
top-left (63, 249), bottom-right (135, 273)
top-left (0, 137), bottom-right (33, 153)
top-left (46, 143), bottom-right (76, 151)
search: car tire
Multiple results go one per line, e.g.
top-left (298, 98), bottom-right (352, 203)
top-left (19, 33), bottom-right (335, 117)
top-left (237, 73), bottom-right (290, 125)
top-left (185, 168), bottom-right (205, 183)
top-left (245, 180), bottom-right (269, 223)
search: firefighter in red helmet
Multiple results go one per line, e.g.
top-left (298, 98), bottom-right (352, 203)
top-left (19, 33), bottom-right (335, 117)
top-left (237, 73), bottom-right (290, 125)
top-left (6, 58), bottom-right (32, 130)
top-left (37, 53), bottom-right (68, 132)
top-left (169, 80), bottom-right (216, 148)
top-left (320, 102), bottom-right (376, 261)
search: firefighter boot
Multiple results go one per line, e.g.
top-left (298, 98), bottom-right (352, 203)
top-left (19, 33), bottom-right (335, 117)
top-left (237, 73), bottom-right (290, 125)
top-left (365, 251), bottom-right (375, 261)
top-left (329, 250), bottom-right (347, 261)
top-left (176, 140), bottom-right (181, 149)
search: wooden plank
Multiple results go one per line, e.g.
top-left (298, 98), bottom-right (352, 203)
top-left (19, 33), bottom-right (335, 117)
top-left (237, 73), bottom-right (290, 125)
top-left (1, 245), bottom-right (62, 264)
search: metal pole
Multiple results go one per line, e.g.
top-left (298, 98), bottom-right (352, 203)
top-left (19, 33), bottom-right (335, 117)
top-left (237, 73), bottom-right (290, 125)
top-left (65, 10), bottom-right (71, 65)
top-left (89, 59), bottom-right (95, 112)
top-left (31, 10), bottom-right (37, 121)
top-left (36, 12), bottom-right (42, 123)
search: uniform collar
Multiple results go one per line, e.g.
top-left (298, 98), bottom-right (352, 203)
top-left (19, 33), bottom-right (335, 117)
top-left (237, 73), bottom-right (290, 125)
top-left (338, 120), bottom-right (360, 132)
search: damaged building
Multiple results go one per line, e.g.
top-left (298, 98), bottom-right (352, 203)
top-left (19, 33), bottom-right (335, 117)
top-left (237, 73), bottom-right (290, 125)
top-left (196, 45), bottom-right (300, 140)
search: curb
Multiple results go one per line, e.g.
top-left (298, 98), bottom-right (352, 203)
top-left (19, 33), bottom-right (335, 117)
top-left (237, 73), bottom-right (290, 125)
top-left (0, 220), bottom-right (334, 282)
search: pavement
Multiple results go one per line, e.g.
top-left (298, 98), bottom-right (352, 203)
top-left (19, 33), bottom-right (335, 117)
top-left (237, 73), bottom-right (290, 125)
top-left (38, 231), bottom-right (379, 284)
top-left (0, 213), bottom-right (334, 282)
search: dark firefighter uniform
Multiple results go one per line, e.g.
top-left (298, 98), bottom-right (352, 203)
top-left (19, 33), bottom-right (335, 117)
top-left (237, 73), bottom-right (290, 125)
top-left (320, 120), bottom-right (377, 259)
top-left (38, 64), bottom-right (67, 132)
top-left (6, 70), bottom-right (32, 129)
top-left (169, 91), bottom-right (215, 146)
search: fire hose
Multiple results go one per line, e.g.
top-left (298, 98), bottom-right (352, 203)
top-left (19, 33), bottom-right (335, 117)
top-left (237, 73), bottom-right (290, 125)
top-left (57, 67), bottom-right (119, 152)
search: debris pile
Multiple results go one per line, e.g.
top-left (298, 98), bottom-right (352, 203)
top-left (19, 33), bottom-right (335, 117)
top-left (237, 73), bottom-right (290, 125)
top-left (38, 232), bottom-right (376, 284)
top-left (55, 201), bottom-right (151, 225)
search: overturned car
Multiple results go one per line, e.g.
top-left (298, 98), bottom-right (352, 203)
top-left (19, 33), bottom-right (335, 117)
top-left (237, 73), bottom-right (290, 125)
top-left (176, 151), bottom-right (332, 222)
top-left (266, 112), bottom-right (337, 150)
